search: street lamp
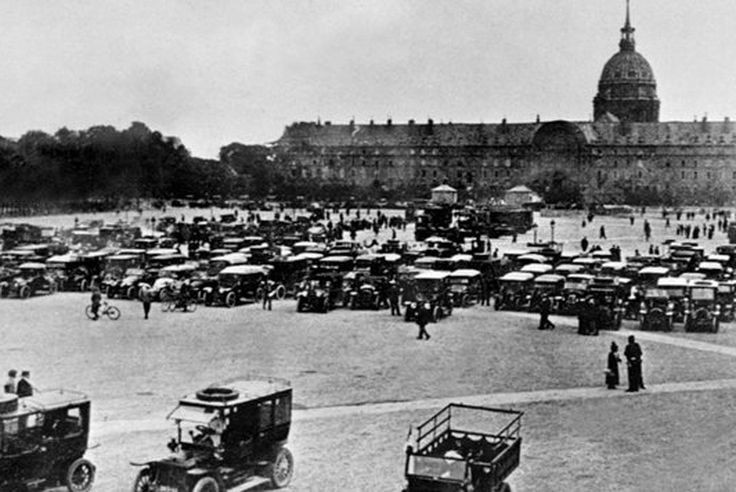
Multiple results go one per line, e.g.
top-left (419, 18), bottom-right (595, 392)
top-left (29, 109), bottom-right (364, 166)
top-left (550, 219), bottom-right (556, 243)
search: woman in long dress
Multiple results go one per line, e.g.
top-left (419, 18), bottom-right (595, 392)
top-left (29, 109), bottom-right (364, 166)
top-left (606, 342), bottom-right (621, 389)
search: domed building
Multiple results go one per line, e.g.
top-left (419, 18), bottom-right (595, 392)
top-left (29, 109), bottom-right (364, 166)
top-left (593, 1), bottom-right (660, 122)
top-left (267, 1), bottom-right (736, 205)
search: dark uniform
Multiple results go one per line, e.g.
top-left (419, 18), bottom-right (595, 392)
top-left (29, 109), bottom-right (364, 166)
top-left (624, 336), bottom-right (645, 392)
top-left (538, 295), bottom-right (555, 330)
top-left (416, 304), bottom-right (432, 340)
top-left (388, 281), bottom-right (401, 316)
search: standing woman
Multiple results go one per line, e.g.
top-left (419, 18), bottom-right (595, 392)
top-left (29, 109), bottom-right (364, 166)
top-left (606, 342), bottom-right (621, 389)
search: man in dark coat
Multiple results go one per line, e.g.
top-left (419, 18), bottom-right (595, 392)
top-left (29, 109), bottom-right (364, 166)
top-left (388, 281), bottom-right (401, 316)
top-left (606, 342), bottom-right (621, 389)
top-left (538, 295), bottom-right (555, 330)
top-left (416, 303), bottom-right (432, 340)
top-left (4, 370), bottom-right (17, 394)
top-left (17, 370), bottom-right (33, 397)
top-left (624, 335), bottom-right (645, 392)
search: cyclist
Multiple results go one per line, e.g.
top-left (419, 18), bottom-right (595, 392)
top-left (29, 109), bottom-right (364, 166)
top-left (90, 287), bottom-right (102, 320)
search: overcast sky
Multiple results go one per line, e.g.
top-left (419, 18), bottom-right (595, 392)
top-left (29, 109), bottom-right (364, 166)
top-left (0, 0), bottom-right (734, 158)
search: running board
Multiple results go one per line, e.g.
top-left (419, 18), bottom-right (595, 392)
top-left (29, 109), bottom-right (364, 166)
top-left (229, 476), bottom-right (271, 492)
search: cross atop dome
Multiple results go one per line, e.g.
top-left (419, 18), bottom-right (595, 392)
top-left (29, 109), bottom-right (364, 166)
top-left (619, 0), bottom-right (636, 51)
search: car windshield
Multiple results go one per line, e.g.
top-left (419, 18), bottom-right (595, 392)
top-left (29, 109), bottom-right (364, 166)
top-left (218, 274), bottom-right (239, 288)
top-left (416, 279), bottom-right (441, 294)
top-left (406, 454), bottom-right (467, 482)
top-left (691, 288), bottom-right (715, 301)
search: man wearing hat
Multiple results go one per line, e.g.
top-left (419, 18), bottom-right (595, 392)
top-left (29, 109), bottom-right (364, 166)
top-left (17, 371), bottom-right (33, 397)
top-left (4, 370), bottom-right (17, 394)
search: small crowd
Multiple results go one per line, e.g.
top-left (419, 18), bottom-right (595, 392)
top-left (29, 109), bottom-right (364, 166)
top-left (3, 369), bottom-right (34, 397)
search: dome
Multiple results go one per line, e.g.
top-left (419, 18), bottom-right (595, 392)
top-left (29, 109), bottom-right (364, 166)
top-left (599, 50), bottom-right (656, 86)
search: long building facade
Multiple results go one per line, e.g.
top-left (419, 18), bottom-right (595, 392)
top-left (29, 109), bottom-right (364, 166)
top-left (272, 4), bottom-right (736, 205)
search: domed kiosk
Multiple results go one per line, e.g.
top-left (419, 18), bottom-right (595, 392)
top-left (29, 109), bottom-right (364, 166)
top-left (593, 0), bottom-right (659, 122)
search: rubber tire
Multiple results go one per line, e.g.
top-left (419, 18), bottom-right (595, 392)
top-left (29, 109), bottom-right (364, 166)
top-left (268, 447), bottom-right (294, 489)
top-left (106, 306), bottom-right (121, 320)
top-left (225, 292), bottom-right (236, 308)
top-left (131, 467), bottom-right (153, 492)
top-left (275, 284), bottom-right (286, 300)
top-left (19, 286), bottom-right (30, 299)
top-left (65, 458), bottom-right (95, 492)
top-left (127, 286), bottom-right (138, 300)
top-left (192, 476), bottom-right (219, 492)
top-left (79, 279), bottom-right (87, 292)
top-left (196, 387), bottom-right (239, 402)
top-left (85, 305), bottom-right (95, 320)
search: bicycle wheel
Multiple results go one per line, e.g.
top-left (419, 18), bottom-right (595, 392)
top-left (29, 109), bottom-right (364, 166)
top-left (84, 305), bottom-right (95, 320)
top-left (106, 306), bottom-right (121, 320)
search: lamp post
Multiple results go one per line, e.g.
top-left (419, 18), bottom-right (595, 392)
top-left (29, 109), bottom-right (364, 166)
top-left (550, 219), bottom-right (556, 243)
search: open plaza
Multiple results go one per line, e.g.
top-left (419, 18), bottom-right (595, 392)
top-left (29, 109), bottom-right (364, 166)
top-left (3, 206), bottom-right (736, 490)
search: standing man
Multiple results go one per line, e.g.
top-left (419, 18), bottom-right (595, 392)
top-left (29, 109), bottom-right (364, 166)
top-left (416, 303), bottom-right (432, 340)
top-left (388, 280), bottom-right (401, 316)
top-left (140, 285), bottom-right (152, 320)
top-left (624, 335), bottom-right (645, 392)
top-left (4, 370), bottom-right (17, 394)
top-left (538, 294), bottom-right (555, 330)
top-left (262, 278), bottom-right (274, 311)
top-left (16, 371), bottom-right (32, 397)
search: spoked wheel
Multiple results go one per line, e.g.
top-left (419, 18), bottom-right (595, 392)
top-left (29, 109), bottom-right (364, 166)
top-left (268, 447), bottom-right (294, 489)
top-left (132, 467), bottom-right (154, 492)
top-left (65, 458), bottom-right (95, 492)
top-left (106, 305), bottom-right (121, 320)
top-left (84, 305), bottom-right (95, 320)
top-left (19, 286), bottom-right (30, 299)
top-left (225, 292), bottom-right (236, 308)
top-left (275, 284), bottom-right (286, 300)
top-left (192, 476), bottom-right (220, 492)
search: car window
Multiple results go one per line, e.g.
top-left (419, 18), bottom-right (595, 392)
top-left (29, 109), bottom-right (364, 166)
top-left (258, 401), bottom-right (273, 429)
top-left (275, 395), bottom-right (291, 425)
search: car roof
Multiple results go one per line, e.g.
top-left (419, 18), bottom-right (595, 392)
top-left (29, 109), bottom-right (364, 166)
top-left (319, 255), bottom-right (353, 263)
top-left (210, 253), bottom-right (250, 264)
top-left (500, 271), bottom-right (535, 282)
top-left (448, 269), bottom-right (481, 278)
top-left (46, 254), bottom-right (79, 263)
top-left (698, 261), bottom-right (724, 270)
top-left (639, 266), bottom-right (670, 275)
top-left (657, 277), bottom-right (689, 288)
top-left (520, 263), bottom-right (553, 274)
top-left (415, 270), bottom-right (451, 280)
top-left (534, 274), bottom-right (565, 283)
top-left (19, 262), bottom-right (46, 269)
top-left (219, 265), bottom-right (269, 275)
top-left (176, 379), bottom-right (292, 411)
top-left (0, 390), bottom-right (88, 419)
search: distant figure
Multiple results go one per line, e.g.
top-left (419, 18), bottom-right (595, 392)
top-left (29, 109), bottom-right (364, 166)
top-left (4, 369), bottom-right (17, 394)
top-left (416, 303), bottom-right (432, 340)
top-left (581, 219), bottom-right (587, 228)
top-left (643, 220), bottom-right (651, 241)
top-left (388, 281), bottom-right (401, 316)
top-left (538, 295), bottom-right (555, 330)
top-left (140, 286), bottom-right (152, 320)
top-left (16, 371), bottom-right (32, 397)
top-left (581, 236), bottom-right (589, 252)
top-left (599, 225), bottom-right (606, 240)
top-left (624, 335), bottom-right (645, 392)
top-left (606, 342), bottom-right (621, 389)
top-left (90, 287), bottom-right (102, 320)
top-left (630, 215), bottom-right (635, 226)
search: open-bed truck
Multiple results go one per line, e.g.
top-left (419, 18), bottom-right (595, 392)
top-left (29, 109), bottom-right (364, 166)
top-left (403, 403), bottom-right (522, 492)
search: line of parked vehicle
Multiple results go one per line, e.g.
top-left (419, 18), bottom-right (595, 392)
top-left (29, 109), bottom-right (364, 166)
top-left (494, 240), bottom-right (736, 333)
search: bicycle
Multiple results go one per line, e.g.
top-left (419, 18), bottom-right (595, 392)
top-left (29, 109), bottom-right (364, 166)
top-left (161, 295), bottom-right (197, 313)
top-left (85, 301), bottom-right (121, 320)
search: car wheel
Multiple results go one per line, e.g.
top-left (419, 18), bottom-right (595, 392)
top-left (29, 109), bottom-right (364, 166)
top-left (84, 305), bottom-right (95, 320)
top-left (432, 307), bottom-right (440, 322)
top-left (79, 279), bottom-right (87, 292)
top-left (275, 284), bottom-right (286, 300)
top-left (268, 447), bottom-right (294, 489)
top-left (65, 458), bottom-right (95, 492)
top-left (107, 306), bottom-right (121, 320)
top-left (132, 467), bottom-right (154, 492)
top-left (192, 476), bottom-right (220, 492)
top-left (127, 286), bottom-right (138, 300)
top-left (19, 286), bottom-right (30, 299)
top-left (225, 292), bottom-right (236, 308)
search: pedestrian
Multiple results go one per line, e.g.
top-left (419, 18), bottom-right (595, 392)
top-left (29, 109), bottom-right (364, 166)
top-left (538, 295), bottom-right (555, 330)
top-left (480, 277), bottom-right (489, 306)
top-left (606, 342), bottom-right (621, 389)
top-left (624, 335), bottom-right (645, 392)
top-left (261, 279), bottom-right (274, 311)
top-left (17, 370), bottom-right (32, 397)
top-left (581, 236), bottom-right (589, 252)
top-left (4, 370), bottom-right (17, 394)
top-left (644, 220), bottom-right (651, 241)
top-left (599, 225), bottom-right (606, 240)
top-left (141, 285), bottom-right (152, 320)
top-left (416, 302), bottom-right (432, 340)
top-left (388, 280), bottom-right (401, 316)
top-left (90, 286), bottom-right (102, 320)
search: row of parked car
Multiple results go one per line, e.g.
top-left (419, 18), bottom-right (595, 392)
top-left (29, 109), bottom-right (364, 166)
top-left (493, 241), bottom-right (736, 333)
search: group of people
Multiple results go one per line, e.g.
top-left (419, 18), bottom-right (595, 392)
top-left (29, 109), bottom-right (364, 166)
top-left (4, 369), bottom-right (33, 397)
top-left (606, 336), bottom-right (645, 392)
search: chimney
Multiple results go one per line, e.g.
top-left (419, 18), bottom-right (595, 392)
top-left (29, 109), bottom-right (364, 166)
top-left (408, 119), bottom-right (415, 126)
top-left (386, 118), bottom-right (392, 127)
